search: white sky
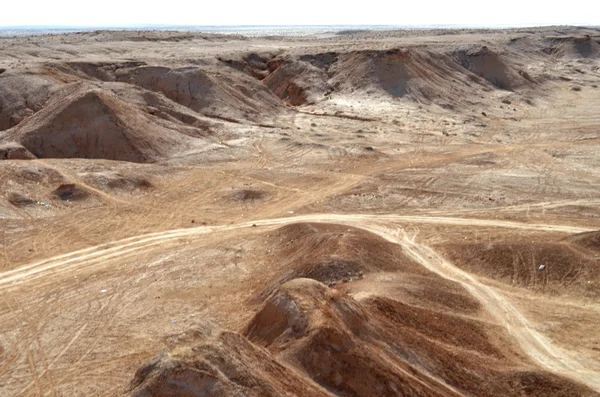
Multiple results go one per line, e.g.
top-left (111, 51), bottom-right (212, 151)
top-left (1, 0), bottom-right (599, 27)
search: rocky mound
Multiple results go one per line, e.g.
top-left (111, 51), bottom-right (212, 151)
top-left (244, 278), bottom-right (445, 397)
top-left (257, 223), bottom-right (426, 299)
top-left (131, 276), bottom-right (597, 397)
top-left (3, 85), bottom-right (206, 163)
top-left (243, 278), bottom-right (593, 397)
top-left (129, 323), bottom-right (331, 397)
top-left (220, 52), bottom-right (337, 106)
top-left (218, 52), bottom-right (276, 80)
top-left (263, 58), bottom-right (332, 105)
top-left (245, 278), bottom-right (476, 396)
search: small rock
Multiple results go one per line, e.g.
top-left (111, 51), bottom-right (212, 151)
top-left (538, 265), bottom-right (546, 271)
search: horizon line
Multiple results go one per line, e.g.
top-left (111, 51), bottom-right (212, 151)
top-left (2, 23), bottom-right (599, 29)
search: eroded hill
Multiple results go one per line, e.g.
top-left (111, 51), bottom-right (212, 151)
top-left (1, 26), bottom-right (600, 397)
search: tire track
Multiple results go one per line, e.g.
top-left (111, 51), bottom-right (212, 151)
top-left (1, 212), bottom-right (598, 394)
top-left (0, 213), bottom-right (593, 288)
top-left (355, 225), bottom-right (600, 393)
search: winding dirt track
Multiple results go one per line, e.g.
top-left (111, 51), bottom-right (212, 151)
top-left (359, 225), bottom-right (600, 393)
top-left (0, 213), bottom-right (592, 287)
top-left (1, 213), bottom-right (598, 392)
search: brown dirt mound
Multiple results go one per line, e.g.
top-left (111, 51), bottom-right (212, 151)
top-left (212, 47), bottom-right (536, 108)
top-left (1, 165), bottom-right (66, 207)
top-left (129, 324), bottom-right (331, 397)
top-left (454, 46), bottom-right (534, 90)
top-left (0, 74), bottom-right (60, 131)
top-left (244, 278), bottom-right (594, 397)
top-left (220, 52), bottom-right (337, 106)
top-left (257, 223), bottom-right (427, 299)
top-left (218, 52), bottom-right (276, 80)
top-left (245, 278), bottom-right (452, 397)
top-left (262, 58), bottom-right (332, 106)
top-left (63, 62), bottom-right (282, 122)
top-left (230, 189), bottom-right (269, 202)
top-left (545, 36), bottom-right (600, 59)
top-left (4, 85), bottom-right (203, 163)
top-left (51, 183), bottom-right (92, 201)
top-left (107, 176), bottom-right (152, 191)
top-left (437, 240), bottom-right (600, 298)
top-left (101, 82), bottom-right (220, 133)
top-left (328, 47), bottom-right (533, 105)
top-left (7, 165), bottom-right (64, 185)
top-left (7, 192), bottom-right (36, 207)
top-left (364, 296), bottom-right (596, 397)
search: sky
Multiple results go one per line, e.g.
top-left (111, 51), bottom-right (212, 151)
top-left (1, 0), bottom-right (599, 28)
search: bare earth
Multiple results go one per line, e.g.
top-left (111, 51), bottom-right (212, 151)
top-left (1, 26), bottom-right (600, 396)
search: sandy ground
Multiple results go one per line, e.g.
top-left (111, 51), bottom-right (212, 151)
top-left (1, 26), bottom-right (600, 396)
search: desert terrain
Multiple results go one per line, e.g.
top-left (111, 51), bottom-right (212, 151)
top-left (1, 26), bottom-right (600, 396)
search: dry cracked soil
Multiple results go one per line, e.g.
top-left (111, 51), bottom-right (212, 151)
top-left (1, 26), bottom-right (600, 397)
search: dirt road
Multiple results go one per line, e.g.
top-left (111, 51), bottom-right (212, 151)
top-left (0, 213), bottom-right (592, 287)
top-left (360, 224), bottom-right (600, 393)
top-left (1, 212), bottom-right (598, 392)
